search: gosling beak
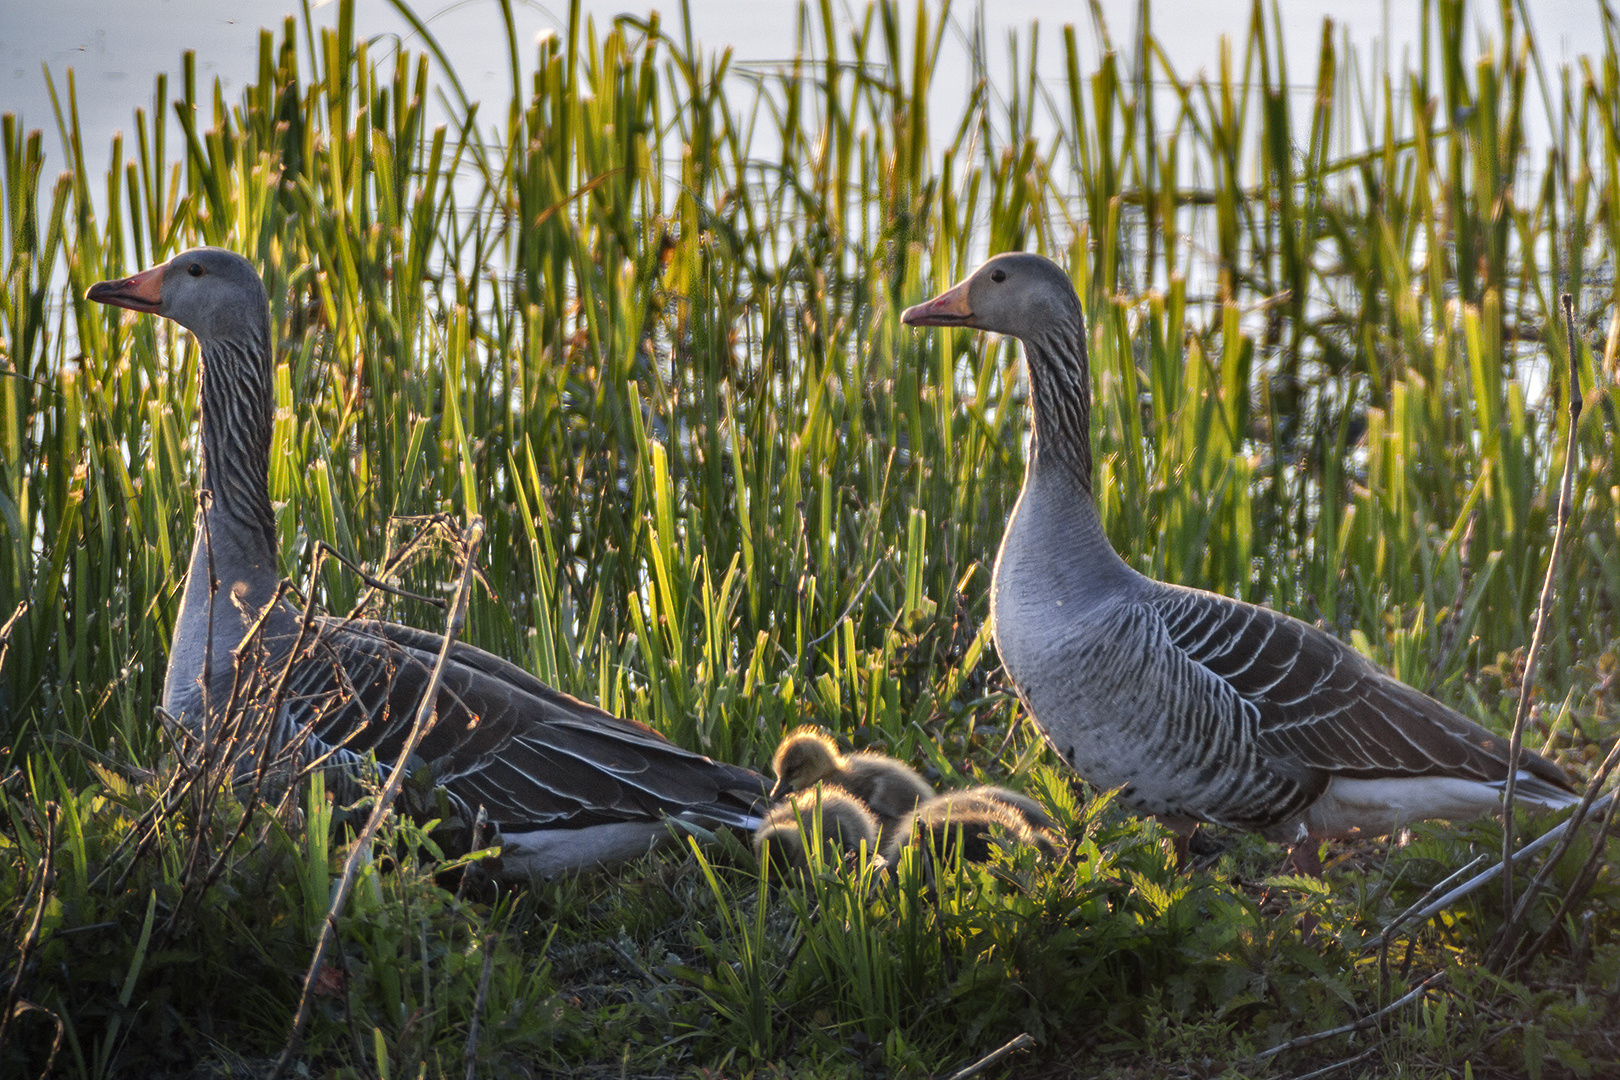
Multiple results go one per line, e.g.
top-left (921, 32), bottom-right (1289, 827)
top-left (901, 278), bottom-right (973, 327)
top-left (768, 777), bottom-right (792, 802)
top-left (87, 261), bottom-right (168, 313)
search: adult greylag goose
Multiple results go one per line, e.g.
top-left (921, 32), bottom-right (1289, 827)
top-left (769, 726), bottom-right (933, 846)
top-left (87, 247), bottom-right (767, 875)
top-left (901, 252), bottom-right (1578, 873)
top-left (753, 784), bottom-right (879, 878)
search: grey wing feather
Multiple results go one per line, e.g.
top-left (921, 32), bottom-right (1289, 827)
top-left (1148, 585), bottom-right (1573, 792)
top-left (265, 616), bottom-right (767, 833)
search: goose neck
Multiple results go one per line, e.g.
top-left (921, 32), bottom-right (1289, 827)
top-left (1021, 329), bottom-right (1094, 494)
top-left (195, 333), bottom-right (277, 570)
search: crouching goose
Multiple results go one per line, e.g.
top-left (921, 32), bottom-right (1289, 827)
top-left (88, 248), bottom-right (767, 876)
top-left (769, 726), bottom-right (934, 846)
top-left (901, 252), bottom-right (1578, 874)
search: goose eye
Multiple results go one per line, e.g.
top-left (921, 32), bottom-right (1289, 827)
top-left (188, 263), bottom-right (205, 277)
top-left (990, 268), bottom-right (1006, 283)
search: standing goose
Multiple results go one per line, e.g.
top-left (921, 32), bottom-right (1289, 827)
top-left (901, 252), bottom-right (1576, 872)
top-left (88, 247), bottom-right (767, 875)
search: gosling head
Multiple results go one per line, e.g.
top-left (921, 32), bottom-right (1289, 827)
top-left (900, 252), bottom-right (1082, 342)
top-left (88, 247), bottom-right (268, 343)
top-left (769, 727), bottom-right (844, 801)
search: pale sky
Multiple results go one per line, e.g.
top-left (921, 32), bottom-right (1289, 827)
top-left (2, 1), bottom-right (1599, 182)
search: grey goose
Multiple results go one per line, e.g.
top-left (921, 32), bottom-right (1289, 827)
top-left (87, 247), bottom-right (767, 875)
top-left (901, 252), bottom-right (1577, 873)
top-left (769, 726), bottom-right (934, 847)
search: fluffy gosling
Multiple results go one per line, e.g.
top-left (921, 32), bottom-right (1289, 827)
top-left (753, 784), bottom-right (879, 878)
top-left (882, 789), bottom-right (1060, 868)
top-left (960, 784), bottom-right (1059, 833)
top-left (769, 727), bottom-right (934, 845)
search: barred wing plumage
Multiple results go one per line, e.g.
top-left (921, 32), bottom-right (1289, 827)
top-left (1147, 585), bottom-right (1573, 796)
top-left (905, 252), bottom-right (1579, 858)
top-left (87, 247), bottom-right (770, 877)
top-left (263, 616), bottom-right (768, 835)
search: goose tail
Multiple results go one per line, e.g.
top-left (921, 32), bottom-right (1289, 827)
top-left (1497, 773), bottom-right (1582, 811)
top-left (675, 804), bottom-right (770, 833)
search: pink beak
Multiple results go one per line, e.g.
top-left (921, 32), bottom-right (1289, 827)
top-left (87, 260), bottom-right (168, 313)
top-left (900, 278), bottom-right (974, 327)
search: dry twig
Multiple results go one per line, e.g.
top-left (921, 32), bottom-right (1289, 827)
top-left (1489, 293), bottom-right (1610, 972)
top-left (1385, 792), bottom-right (1615, 932)
top-left (0, 804), bottom-right (56, 1058)
top-left (1514, 780), bottom-right (1620, 971)
top-left (1290, 1044), bottom-right (1383, 1080)
top-left (0, 600), bottom-right (26, 673)
top-left (942, 1032), bottom-right (1035, 1080)
top-left (271, 517), bottom-right (487, 1079)
top-left (1248, 970), bottom-right (1449, 1066)
top-left (1498, 293), bottom-right (1583, 939)
top-left (464, 931), bottom-right (499, 1080)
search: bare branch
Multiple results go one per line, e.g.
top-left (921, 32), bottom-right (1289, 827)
top-left (1249, 970), bottom-right (1449, 1066)
top-left (942, 1032), bottom-right (1036, 1080)
top-left (1496, 292), bottom-right (1583, 951)
top-left (1390, 791), bottom-right (1615, 930)
top-left (0, 805), bottom-right (56, 1058)
top-left (271, 517), bottom-right (486, 1079)
top-left (463, 931), bottom-right (498, 1080)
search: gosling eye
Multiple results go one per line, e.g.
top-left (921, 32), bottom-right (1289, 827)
top-left (990, 268), bottom-right (1006, 283)
top-left (188, 262), bottom-right (205, 278)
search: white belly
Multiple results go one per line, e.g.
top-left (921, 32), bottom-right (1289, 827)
top-left (1303, 775), bottom-right (1572, 839)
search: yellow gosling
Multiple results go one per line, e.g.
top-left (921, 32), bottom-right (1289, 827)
top-left (769, 727), bottom-right (934, 846)
top-left (753, 784), bottom-right (879, 879)
top-left (882, 789), bottom-right (1059, 868)
top-left (960, 784), bottom-right (1060, 833)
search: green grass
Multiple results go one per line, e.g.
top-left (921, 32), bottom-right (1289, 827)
top-left (4, 0), bottom-right (1620, 1075)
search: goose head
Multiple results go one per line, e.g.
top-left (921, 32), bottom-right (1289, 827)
top-left (88, 247), bottom-right (268, 343)
top-left (900, 252), bottom-right (1082, 340)
top-left (903, 251), bottom-right (1094, 486)
top-left (87, 246), bottom-right (277, 550)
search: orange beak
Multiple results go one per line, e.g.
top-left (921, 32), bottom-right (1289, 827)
top-left (900, 278), bottom-right (973, 327)
top-left (86, 261), bottom-right (168, 313)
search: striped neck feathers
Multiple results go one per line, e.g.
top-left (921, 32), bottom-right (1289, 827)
top-left (197, 327), bottom-right (277, 559)
top-left (1019, 318), bottom-right (1094, 494)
